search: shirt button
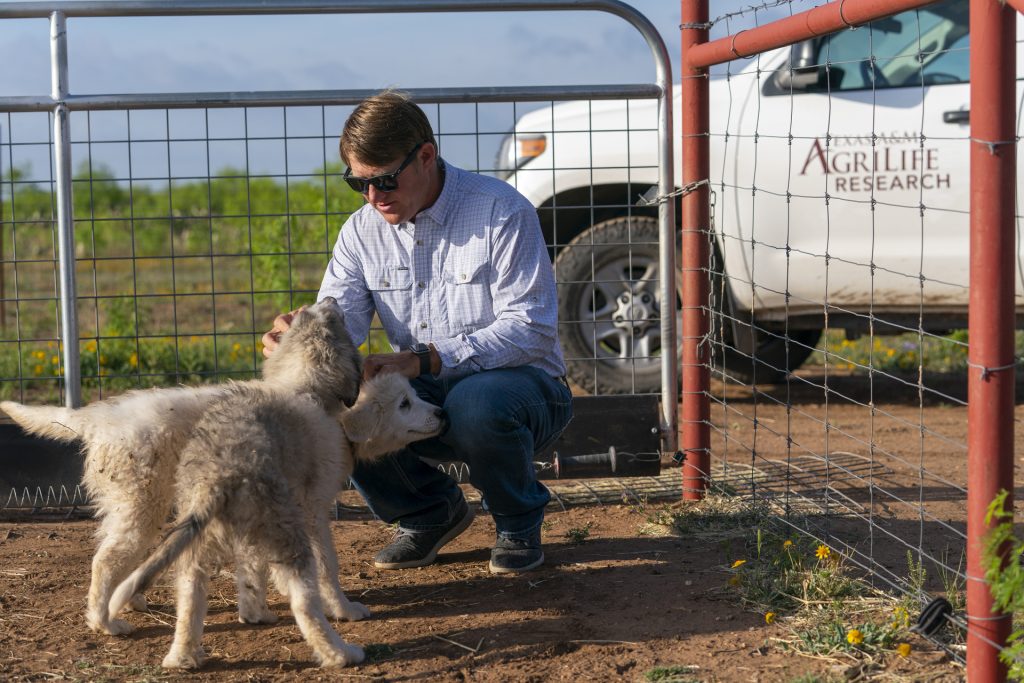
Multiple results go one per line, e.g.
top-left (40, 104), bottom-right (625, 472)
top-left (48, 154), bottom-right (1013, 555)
top-left (381, 280), bottom-right (390, 287)
top-left (416, 239), bottom-right (423, 246)
top-left (420, 322), bottom-right (427, 329)
top-left (459, 273), bottom-right (468, 281)
top-left (418, 282), bottom-right (425, 288)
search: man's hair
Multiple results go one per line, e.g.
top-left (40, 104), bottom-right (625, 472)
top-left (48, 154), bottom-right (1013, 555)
top-left (339, 90), bottom-right (436, 168)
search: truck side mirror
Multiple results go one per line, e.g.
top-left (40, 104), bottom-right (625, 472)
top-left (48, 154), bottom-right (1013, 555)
top-left (766, 39), bottom-right (830, 94)
top-left (778, 40), bottom-right (821, 92)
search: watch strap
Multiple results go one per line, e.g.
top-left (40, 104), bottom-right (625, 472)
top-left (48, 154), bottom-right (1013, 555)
top-left (411, 343), bottom-right (432, 376)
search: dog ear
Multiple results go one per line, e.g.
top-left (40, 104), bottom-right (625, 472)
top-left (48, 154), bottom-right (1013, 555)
top-left (340, 401), bottom-right (383, 443)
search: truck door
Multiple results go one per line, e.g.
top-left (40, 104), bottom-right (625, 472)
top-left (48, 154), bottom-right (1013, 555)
top-left (726, 0), bottom-right (972, 322)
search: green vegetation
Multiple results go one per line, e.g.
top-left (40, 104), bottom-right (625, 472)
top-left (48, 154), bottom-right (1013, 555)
top-left (563, 522), bottom-right (592, 544)
top-left (808, 328), bottom-right (1024, 376)
top-left (1, 162), bottom-right (369, 400)
top-left (983, 490), bottom-right (1024, 681)
top-left (642, 665), bottom-right (700, 683)
top-left (637, 498), bottom-right (926, 667)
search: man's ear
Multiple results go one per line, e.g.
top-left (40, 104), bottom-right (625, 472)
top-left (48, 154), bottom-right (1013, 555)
top-left (340, 401), bottom-right (382, 443)
top-left (421, 141), bottom-right (438, 167)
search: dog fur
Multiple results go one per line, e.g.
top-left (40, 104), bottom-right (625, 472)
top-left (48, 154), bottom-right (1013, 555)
top-left (104, 306), bottom-right (446, 669)
top-left (0, 298), bottom-right (362, 635)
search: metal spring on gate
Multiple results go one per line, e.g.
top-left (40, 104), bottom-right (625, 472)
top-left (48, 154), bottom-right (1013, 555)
top-left (435, 462), bottom-right (472, 482)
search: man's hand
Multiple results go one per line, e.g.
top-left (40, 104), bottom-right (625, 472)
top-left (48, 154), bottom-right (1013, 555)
top-left (362, 352), bottom-right (420, 381)
top-left (261, 308), bottom-right (303, 359)
top-left (363, 345), bottom-right (440, 381)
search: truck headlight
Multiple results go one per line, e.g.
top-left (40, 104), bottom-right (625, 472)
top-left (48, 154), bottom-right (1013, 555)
top-left (494, 133), bottom-right (547, 180)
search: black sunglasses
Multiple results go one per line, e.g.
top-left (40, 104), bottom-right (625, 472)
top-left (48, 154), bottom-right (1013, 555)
top-left (343, 142), bottom-right (425, 194)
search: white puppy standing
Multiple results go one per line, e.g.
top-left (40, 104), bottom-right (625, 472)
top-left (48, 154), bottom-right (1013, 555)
top-left (3, 298), bottom-right (448, 670)
top-left (1, 298), bottom-right (362, 635)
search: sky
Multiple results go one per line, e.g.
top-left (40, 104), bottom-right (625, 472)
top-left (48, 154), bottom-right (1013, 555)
top-left (0, 1), bottom-right (793, 180)
top-left (0, 2), bottom-right (690, 95)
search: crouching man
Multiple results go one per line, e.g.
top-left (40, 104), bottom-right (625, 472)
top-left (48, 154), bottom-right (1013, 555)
top-left (263, 90), bottom-right (572, 573)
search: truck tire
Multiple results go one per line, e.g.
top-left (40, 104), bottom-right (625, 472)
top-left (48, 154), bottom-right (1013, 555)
top-left (554, 215), bottom-right (820, 394)
top-left (555, 215), bottom-right (669, 395)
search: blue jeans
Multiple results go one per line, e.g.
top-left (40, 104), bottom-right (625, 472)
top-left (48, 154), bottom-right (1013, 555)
top-left (350, 366), bottom-right (573, 541)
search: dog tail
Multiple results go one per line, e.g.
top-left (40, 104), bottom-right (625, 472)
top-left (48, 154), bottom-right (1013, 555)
top-left (0, 401), bottom-right (82, 442)
top-left (108, 513), bottom-right (209, 617)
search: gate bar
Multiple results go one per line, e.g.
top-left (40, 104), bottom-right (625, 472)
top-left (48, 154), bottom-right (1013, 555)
top-left (679, 0), bottom-right (709, 498)
top-left (0, 84), bottom-right (662, 113)
top-left (49, 11), bottom-right (81, 408)
top-left (685, 0), bottom-right (936, 70)
top-left (967, 0), bottom-right (1016, 680)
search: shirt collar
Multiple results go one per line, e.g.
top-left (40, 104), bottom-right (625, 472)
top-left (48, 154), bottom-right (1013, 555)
top-left (416, 159), bottom-right (455, 226)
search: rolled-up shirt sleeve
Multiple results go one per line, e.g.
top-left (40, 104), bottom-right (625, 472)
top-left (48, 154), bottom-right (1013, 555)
top-left (317, 216), bottom-right (376, 347)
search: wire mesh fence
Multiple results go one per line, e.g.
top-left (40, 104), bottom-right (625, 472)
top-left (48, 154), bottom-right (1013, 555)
top-left (0, 94), bottom-right (673, 401)
top-left (685, 0), bottom-right (1021, 672)
top-left (0, 1), bottom-right (678, 514)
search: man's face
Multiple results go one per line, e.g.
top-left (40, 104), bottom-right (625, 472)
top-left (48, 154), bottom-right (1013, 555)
top-left (347, 143), bottom-right (435, 226)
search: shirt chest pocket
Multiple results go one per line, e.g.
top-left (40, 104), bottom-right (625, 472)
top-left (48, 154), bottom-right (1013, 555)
top-left (368, 266), bottom-right (413, 325)
top-left (441, 256), bottom-right (492, 332)
top-left (370, 266), bottom-right (412, 291)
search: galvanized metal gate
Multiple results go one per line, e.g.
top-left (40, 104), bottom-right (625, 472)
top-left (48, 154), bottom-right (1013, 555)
top-left (0, 0), bottom-right (677, 504)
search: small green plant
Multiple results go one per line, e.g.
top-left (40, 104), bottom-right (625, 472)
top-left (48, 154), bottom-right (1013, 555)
top-left (983, 490), bottom-right (1024, 681)
top-left (637, 493), bottom-right (767, 540)
top-left (643, 664), bottom-right (700, 683)
top-left (564, 522), bottom-right (592, 544)
top-left (363, 643), bottom-right (396, 662)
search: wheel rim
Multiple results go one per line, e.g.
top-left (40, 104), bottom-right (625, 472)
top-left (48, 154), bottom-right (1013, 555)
top-left (574, 254), bottom-right (662, 372)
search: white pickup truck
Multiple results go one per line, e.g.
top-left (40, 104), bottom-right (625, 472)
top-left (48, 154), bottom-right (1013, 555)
top-left (496, 0), bottom-right (1019, 395)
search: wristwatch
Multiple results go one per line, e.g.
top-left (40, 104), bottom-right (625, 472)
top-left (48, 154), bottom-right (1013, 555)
top-left (410, 342), bottom-right (432, 377)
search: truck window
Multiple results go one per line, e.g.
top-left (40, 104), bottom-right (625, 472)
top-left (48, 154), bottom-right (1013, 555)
top-left (767, 0), bottom-right (968, 94)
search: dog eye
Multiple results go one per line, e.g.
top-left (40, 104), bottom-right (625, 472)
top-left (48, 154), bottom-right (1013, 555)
top-left (399, 398), bottom-right (411, 410)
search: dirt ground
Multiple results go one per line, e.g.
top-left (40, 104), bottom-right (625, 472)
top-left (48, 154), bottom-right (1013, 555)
top-left (3, 370), bottom-right (1016, 682)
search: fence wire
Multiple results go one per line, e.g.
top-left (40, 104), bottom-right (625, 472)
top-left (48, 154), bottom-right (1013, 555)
top-left (698, 0), bottom-right (1021, 666)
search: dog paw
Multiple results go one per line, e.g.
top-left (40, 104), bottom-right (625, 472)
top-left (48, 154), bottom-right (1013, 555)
top-left (326, 600), bottom-right (370, 622)
top-left (320, 643), bottom-right (365, 668)
top-left (127, 593), bottom-right (148, 612)
top-left (238, 607), bottom-right (278, 625)
top-left (88, 617), bottom-right (135, 636)
top-left (162, 647), bottom-right (205, 669)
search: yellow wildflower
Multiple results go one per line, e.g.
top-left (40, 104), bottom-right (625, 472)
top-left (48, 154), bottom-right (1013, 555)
top-left (815, 545), bottom-right (831, 560)
top-left (99, 355), bottom-right (107, 366)
top-left (232, 342), bottom-right (241, 351)
top-left (846, 629), bottom-right (864, 646)
top-left (731, 559), bottom-right (747, 569)
top-left (765, 612), bottom-right (776, 625)
top-left (897, 642), bottom-right (911, 657)
top-left (129, 353), bottom-right (138, 368)
top-left (51, 355), bottom-right (59, 365)
top-left (34, 350), bottom-right (45, 360)
top-left (85, 340), bottom-right (97, 352)
top-left (727, 575), bottom-right (741, 587)
top-left (783, 540), bottom-right (794, 549)
top-left (33, 364), bottom-right (44, 375)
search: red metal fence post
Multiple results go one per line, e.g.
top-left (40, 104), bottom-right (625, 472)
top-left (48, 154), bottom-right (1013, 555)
top-left (680, 0), bottom-right (711, 499)
top-left (967, 0), bottom-right (1016, 680)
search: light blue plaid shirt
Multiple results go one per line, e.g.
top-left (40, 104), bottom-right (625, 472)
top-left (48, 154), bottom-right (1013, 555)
top-left (318, 160), bottom-right (566, 380)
